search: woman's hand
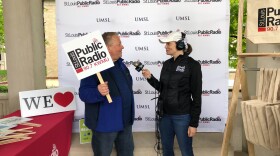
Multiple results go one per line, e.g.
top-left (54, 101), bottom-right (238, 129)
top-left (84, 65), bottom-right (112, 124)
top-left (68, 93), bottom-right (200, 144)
top-left (142, 69), bottom-right (152, 79)
top-left (97, 82), bottom-right (109, 96)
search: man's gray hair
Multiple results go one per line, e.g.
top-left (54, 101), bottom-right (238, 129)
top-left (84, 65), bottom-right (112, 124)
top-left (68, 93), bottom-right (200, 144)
top-left (102, 32), bottom-right (118, 46)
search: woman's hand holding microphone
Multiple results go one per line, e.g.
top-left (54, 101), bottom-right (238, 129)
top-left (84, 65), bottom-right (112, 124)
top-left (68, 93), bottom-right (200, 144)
top-left (132, 60), bottom-right (152, 79)
top-left (142, 69), bottom-right (152, 79)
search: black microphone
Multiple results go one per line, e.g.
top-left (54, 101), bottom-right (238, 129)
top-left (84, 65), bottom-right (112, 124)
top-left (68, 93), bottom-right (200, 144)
top-left (132, 61), bottom-right (144, 72)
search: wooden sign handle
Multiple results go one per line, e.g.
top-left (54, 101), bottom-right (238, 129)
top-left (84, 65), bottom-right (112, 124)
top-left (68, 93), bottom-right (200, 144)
top-left (20, 122), bottom-right (41, 127)
top-left (96, 72), bottom-right (112, 103)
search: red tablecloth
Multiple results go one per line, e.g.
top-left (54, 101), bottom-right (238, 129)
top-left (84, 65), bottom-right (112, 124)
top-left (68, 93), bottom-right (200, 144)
top-left (0, 110), bottom-right (74, 156)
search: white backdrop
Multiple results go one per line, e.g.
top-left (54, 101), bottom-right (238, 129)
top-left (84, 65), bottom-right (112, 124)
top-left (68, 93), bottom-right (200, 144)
top-left (56, 0), bottom-right (230, 132)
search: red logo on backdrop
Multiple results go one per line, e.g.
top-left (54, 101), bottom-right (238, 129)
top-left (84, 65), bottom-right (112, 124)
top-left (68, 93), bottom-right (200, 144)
top-left (54, 92), bottom-right (74, 107)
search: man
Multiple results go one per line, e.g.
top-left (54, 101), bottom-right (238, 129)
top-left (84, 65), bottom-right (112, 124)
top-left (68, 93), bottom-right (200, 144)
top-left (79, 32), bottom-right (135, 156)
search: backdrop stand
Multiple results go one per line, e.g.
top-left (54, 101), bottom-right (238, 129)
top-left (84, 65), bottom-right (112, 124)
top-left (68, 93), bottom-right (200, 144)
top-left (221, 0), bottom-right (280, 155)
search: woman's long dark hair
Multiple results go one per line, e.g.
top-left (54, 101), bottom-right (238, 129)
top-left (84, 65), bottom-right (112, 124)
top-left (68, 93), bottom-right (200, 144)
top-left (184, 43), bottom-right (192, 56)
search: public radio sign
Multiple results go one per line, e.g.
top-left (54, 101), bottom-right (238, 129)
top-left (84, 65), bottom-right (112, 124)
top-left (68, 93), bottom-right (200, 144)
top-left (258, 7), bottom-right (280, 32)
top-left (62, 30), bottom-right (114, 80)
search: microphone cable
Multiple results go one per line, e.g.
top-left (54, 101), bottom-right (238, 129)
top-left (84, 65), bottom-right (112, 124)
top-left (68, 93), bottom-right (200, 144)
top-left (151, 88), bottom-right (162, 156)
top-left (133, 60), bottom-right (162, 155)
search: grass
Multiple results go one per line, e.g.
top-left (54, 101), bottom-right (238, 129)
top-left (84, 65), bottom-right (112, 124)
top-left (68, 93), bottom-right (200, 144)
top-left (0, 70), bottom-right (7, 93)
top-left (0, 70), bottom-right (7, 82)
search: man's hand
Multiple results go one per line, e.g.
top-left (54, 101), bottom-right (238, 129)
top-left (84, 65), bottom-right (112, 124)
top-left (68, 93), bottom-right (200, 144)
top-left (98, 82), bottom-right (109, 96)
top-left (188, 127), bottom-right (197, 137)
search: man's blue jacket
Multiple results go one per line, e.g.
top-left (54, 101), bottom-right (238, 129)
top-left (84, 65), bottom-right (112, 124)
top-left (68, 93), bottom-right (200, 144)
top-left (79, 58), bottom-right (135, 132)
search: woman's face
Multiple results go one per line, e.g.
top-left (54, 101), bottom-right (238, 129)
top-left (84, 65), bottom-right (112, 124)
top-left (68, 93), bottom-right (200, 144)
top-left (164, 41), bottom-right (177, 56)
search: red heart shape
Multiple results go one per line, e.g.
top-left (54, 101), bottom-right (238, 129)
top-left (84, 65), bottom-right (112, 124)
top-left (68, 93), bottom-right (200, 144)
top-left (54, 92), bottom-right (74, 107)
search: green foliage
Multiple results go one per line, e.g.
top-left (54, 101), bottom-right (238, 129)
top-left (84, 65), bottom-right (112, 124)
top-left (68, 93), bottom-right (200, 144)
top-left (229, 0), bottom-right (247, 68)
top-left (0, 70), bottom-right (7, 93)
top-left (0, 85), bottom-right (7, 93)
top-left (0, 0), bottom-right (4, 52)
top-left (0, 70), bottom-right (7, 81)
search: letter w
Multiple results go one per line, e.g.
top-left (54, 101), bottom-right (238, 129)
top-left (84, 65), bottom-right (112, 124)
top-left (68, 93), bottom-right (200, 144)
top-left (22, 97), bottom-right (41, 110)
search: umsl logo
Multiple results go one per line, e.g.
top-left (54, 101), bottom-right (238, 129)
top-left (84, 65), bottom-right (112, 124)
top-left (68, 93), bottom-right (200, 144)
top-left (143, 30), bottom-right (173, 37)
top-left (134, 116), bottom-right (143, 121)
top-left (117, 30), bottom-right (141, 38)
top-left (202, 89), bottom-right (221, 96)
top-left (199, 116), bottom-right (222, 123)
top-left (133, 89), bottom-right (142, 94)
top-left (65, 32), bottom-right (88, 38)
top-left (64, 1), bottom-right (100, 7)
top-left (136, 105), bottom-right (150, 109)
top-left (197, 29), bottom-right (221, 36)
top-left (184, 0), bottom-right (222, 4)
top-left (96, 18), bottom-right (111, 22)
top-left (135, 46), bottom-right (149, 51)
top-left (176, 16), bottom-right (190, 21)
top-left (145, 117), bottom-right (157, 121)
top-left (123, 60), bottom-right (135, 67)
top-left (135, 17), bottom-right (149, 22)
top-left (135, 77), bottom-right (147, 81)
top-left (145, 90), bottom-right (159, 94)
top-left (258, 7), bottom-right (280, 32)
top-left (197, 59), bottom-right (221, 66)
top-left (144, 61), bottom-right (164, 67)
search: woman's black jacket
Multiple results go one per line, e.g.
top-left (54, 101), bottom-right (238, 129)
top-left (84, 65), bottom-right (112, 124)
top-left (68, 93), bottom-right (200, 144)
top-left (147, 54), bottom-right (202, 128)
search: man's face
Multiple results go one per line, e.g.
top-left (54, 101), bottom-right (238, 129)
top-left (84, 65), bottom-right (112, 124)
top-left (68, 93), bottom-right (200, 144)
top-left (107, 35), bottom-right (124, 61)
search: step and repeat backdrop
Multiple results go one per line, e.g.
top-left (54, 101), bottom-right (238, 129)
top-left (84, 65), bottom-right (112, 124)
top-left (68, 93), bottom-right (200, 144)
top-left (56, 0), bottom-right (230, 132)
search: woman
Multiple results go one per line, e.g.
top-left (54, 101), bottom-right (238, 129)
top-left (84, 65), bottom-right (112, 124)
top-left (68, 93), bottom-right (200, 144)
top-left (142, 31), bottom-right (202, 156)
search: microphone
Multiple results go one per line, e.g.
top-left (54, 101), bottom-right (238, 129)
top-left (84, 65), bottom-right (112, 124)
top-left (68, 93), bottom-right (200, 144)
top-left (132, 61), bottom-right (144, 72)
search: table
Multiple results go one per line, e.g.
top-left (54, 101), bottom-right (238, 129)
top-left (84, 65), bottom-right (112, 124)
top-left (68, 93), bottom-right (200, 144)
top-left (0, 110), bottom-right (74, 156)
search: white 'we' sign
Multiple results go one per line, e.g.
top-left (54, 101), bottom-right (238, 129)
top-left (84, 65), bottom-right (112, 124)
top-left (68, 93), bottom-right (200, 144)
top-left (19, 87), bottom-right (76, 117)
